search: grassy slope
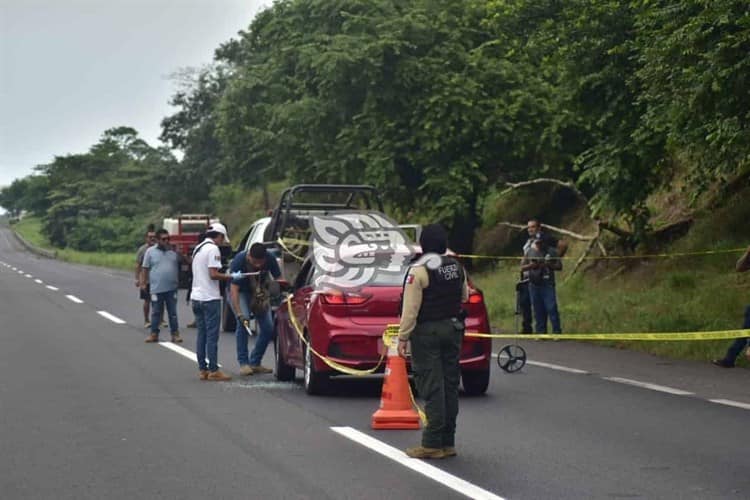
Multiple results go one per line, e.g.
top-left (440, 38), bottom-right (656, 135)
top-left (473, 182), bottom-right (750, 367)
top-left (12, 217), bottom-right (134, 271)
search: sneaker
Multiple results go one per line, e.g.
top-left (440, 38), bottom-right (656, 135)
top-left (442, 447), bottom-right (457, 457)
top-left (144, 333), bottom-right (159, 343)
top-left (405, 446), bottom-right (445, 459)
top-left (712, 359), bottom-right (734, 368)
top-left (207, 370), bottom-right (232, 382)
top-left (199, 370), bottom-right (209, 380)
top-left (187, 321), bottom-right (196, 329)
top-left (171, 333), bottom-right (183, 343)
top-left (143, 322), bottom-right (150, 328)
top-left (160, 321), bottom-right (168, 328)
top-left (239, 365), bottom-right (254, 376)
top-left (248, 365), bottom-right (272, 374)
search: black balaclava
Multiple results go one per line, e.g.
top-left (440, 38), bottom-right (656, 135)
top-left (420, 224), bottom-right (448, 255)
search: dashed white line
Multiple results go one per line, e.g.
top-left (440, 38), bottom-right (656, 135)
top-left (526, 360), bottom-right (590, 375)
top-left (97, 311), bottom-right (126, 324)
top-left (24, 274), bottom-right (32, 278)
top-left (602, 377), bottom-right (693, 396)
top-left (34, 279), bottom-right (43, 284)
top-left (708, 399), bottom-right (750, 411)
top-left (65, 294), bottom-right (84, 304)
top-left (158, 342), bottom-right (220, 368)
top-left (331, 426), bottom-right (505, 500)
top-left (46, 285), bottom-right (59, 291)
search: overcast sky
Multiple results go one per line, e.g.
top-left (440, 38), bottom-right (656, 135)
top-left (0, 0), bottom-right (267, 189)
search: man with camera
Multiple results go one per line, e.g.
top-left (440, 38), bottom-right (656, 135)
top-left (520, 221), bottom-right (563, 334)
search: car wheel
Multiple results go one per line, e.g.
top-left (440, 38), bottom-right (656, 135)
top-left (461, 369), bottom-right (490, 396)
top-left (222, 299), bottom-right (236, 332)
top-left (274, 336), bottom-right (295, 382)
top-left (303, 338), bottom-right (329, 395)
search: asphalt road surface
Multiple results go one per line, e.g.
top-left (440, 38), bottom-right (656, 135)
top-left (1, 226), bottom-right (748, 499)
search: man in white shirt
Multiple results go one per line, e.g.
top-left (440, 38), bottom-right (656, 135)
top-left (191, 223), bottom-right (241, 381)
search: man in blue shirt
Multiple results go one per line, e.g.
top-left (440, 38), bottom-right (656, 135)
top-left (229, 243), bottom-right (282, 375)
top-left (141, 228), bottom-right (186, 343)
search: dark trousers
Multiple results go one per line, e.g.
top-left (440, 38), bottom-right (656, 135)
top-left (721, 305), bottom-right (750, 365)
top-left (517, 282), bottom-right (533, 333)
top-left (410, 318), bottom-right (463, 449)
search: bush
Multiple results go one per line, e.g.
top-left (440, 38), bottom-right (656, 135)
top-left (66, 216), bottom-right (142, 252)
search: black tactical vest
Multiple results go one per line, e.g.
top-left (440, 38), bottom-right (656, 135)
top-left (417, 256), bottom-right (465, 323)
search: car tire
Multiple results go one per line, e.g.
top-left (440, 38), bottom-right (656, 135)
top-left (461, 369), bottom-right (490, 396)
top-left (274, 336), bottom-right (295, 382)
top-left (222, 299), bottom-right (236, 332)
top-left (303, 337), bottom-right (329, 395)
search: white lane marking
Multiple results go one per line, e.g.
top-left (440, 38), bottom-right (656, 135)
top-left (526, 360), bottom-right (590, 375)
top-left (331, 426), bottom-right (505, 500)
top-left (603, 377), bottom-right (693, 396)
top-left (46, 285), bottom-right (59, 291)
top-left (34, 279), bottom-right (43, 284)
top-left (158, 342), bottom-right (222, 368)
top-left (17, 270), bottom-right (24, 274)
top-left (24, 274), bottom-right (32, 278)
top-left (97, 311), bottom-right (126, 324)
top-left (708, 399), bottom-right (750, 411)
top-left (65, 294), bottom-right (84, 304)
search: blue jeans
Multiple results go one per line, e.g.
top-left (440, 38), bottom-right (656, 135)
top-left (192, 299), bottom-right (221, 372)
top-left (721, 305), bottom-right (750, 364)
top-left (230, 291), bottom-right (276, 366)
top-left (529, 283), bottom-right (562, 334)
top-left (151, 290), bottom-right (178, 335)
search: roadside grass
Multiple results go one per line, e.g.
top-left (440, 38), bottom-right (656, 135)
top-left (12, 217), bottom-right (133, 271)
top-left (473, 254), bottom-right (749, 367)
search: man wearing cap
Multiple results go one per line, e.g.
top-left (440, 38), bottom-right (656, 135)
top-left (229, 242), bottom-right (282, 375)
top-left (397, 224), bottom-right (468, 459)
top-left (191, 223), bottom-right (242, 381)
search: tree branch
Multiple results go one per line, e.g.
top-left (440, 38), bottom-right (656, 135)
top-left (501, 178), bottom-right (586, 200)
top-left (496, 221), bottom-right (596, 241)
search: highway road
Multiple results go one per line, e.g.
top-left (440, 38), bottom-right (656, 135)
top-left (1, 225), bottom-right (748, 499)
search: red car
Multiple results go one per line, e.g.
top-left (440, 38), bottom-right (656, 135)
top-left (273, 239), bottom-right (492, 396)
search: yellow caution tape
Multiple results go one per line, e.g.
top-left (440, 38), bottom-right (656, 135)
top-left (287, 298), bottom-right (428, 424)
top-left (278, 237), bottom-right (745, 262)
top-left (286, 297), bottom-right (388, 376)
top-left (276, 238), bottom-right (307, 262)
top-left (384, 325), bottom-right (749, 341)
top-left (457, 247), bottom-right (747, 261)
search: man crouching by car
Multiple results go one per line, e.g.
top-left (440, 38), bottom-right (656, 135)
top-left (230, 243), bottom-right (282, 376)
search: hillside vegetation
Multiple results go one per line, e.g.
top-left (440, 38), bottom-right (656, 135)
top-left (2, 1), bottom-right (750, 363)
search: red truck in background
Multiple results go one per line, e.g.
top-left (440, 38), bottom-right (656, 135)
top-left (162, 214), bottom-right (220, 289)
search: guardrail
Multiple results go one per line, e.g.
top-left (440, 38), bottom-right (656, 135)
top-left (11, 229), bottom-right (57, 259)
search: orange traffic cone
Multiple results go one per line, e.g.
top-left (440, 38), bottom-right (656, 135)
top-left (371, 336), bottom-right (421, 430)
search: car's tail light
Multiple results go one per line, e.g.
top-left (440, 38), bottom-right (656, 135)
top-left (465, 291), bottom-right (483, 304)
top-left (321, 292), bottom-right (371, 305)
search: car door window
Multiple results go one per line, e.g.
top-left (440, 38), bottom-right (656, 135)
top-left (294, 259), bottom-right (313, 290)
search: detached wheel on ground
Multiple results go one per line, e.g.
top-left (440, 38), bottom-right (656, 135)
top-left (222, 299), bottom-right (236, 332)
top-left (274, 336), bottom-right (295, 382)
top-left (303, 339), bottom-right (330, 395)
top-left (461, 369), bottom-right (490, 396)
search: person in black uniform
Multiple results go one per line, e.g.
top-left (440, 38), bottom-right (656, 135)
top-left (397, 224), bottom-right (468, 459)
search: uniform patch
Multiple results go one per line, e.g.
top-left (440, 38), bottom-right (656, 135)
top-left (406, 274), bottom-right (415, 284)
